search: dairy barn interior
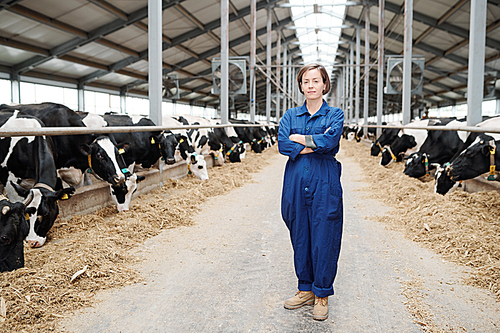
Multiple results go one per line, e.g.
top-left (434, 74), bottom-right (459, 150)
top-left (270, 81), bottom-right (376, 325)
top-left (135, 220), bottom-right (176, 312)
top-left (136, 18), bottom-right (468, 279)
top-left (0, 0), bottom-right (499, 331)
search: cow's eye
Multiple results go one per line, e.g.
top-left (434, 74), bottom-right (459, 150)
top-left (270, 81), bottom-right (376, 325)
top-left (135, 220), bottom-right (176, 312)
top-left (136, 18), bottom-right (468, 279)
top-left (97, 153), bottom-right (103, 159)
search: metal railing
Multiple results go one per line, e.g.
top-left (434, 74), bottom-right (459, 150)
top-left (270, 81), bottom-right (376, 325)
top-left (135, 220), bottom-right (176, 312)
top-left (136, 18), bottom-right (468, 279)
top-left (0, 123), bottom-right (274, 138)
top-left (360, 124), bottom-right (500, 134)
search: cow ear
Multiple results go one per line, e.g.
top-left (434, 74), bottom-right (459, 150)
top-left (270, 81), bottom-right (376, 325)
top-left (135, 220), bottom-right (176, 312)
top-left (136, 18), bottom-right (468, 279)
top-left (116, 142), bottom-right (130, 154)
top-left (10, 181), bottom-right (29, 198)
top-left (190, 154), bottom-right (197, 164)
top-left (25, 206), bottom-right (36, 216)
top-left (79, 144), bottom-right (92, 156)
top-left (56, 187), bottom-right (75, 201)
top-left (430, 163), bottom-right (441, 170)
top-left (199, 136), bottom-right (208, 147)
top-left (482, 145), bottom-right (492, 155)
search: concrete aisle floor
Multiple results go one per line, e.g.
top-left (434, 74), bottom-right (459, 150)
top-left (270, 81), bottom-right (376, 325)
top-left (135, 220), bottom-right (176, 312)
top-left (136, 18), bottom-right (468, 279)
top-left (61, 147), bottom-right (500, 333)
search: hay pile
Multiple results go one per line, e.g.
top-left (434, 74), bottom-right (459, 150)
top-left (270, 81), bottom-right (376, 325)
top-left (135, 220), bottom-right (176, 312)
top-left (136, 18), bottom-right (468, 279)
top-left (0, 147), bottom-right (277, 332)
top-left (340, 140), bottom-right (500, 300)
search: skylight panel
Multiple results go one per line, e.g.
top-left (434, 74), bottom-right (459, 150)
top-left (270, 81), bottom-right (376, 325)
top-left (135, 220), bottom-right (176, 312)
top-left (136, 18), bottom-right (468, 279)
top-left (287, 0), bottom-right (348, 69)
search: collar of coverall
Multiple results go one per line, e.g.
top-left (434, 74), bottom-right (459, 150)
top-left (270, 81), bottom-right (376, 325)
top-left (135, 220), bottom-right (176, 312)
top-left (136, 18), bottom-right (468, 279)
top-left (296, 100), bottom-right (329, 117)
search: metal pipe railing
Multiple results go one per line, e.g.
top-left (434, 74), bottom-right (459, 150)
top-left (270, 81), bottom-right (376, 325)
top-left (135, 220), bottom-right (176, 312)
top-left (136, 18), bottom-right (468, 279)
top-left (360, 124), bottom-right (500, 134)
top-left (0, 123), bottom-right (274, 138)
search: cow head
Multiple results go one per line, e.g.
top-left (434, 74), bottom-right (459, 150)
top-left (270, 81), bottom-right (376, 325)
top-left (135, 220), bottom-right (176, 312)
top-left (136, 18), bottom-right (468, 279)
top-left (11, 182), bottom-right (75, 248)
top-left (109, 172), bottom-right (146, 212)
top-left (403, 153), bottom-right (432, 178)
top-left (225, 141), bottom-right (245, 163)
top-left (0, 195), bottom-right (30, 272)
top-left (251, 139), bottom-right (262, 153)
top-left (370, 141), bottom-right (382, 156)
top-left (176, 134), bottom-right (195, 161)
top-left (80, 136), bottom-right (128, 186)
top-left (434, 163), bottom-right (458, 195)
top-left (157, 131), bottom-right (178, 165)
top-left (210, 150), bottom-right (225, 166)
top-left (448, 138), bottom-right (498, 182)
top-left (188, 153), bottom-right (209, 181)
top-left (239, 142), bottom-right (246, 159)
top-left (380, 135), bottom-right (416, 167)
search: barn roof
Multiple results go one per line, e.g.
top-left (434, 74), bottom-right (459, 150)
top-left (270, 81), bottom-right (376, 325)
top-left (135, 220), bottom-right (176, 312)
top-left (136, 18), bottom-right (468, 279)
top-left (0, 0), bottom-right (498, 116)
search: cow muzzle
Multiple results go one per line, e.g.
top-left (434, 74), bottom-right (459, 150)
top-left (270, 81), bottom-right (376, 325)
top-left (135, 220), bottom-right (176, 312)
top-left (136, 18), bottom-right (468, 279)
top-left (165, 157), bottom-right (176, 165)
top-left (114, 174), bottom-right (126, 185)
top-left (27, 239), bottom-right (41, 248)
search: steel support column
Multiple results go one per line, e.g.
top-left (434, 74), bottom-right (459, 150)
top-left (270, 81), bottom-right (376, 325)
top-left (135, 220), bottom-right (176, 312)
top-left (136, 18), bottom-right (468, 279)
top-left (148, 0), bottom-right (162, 125)
top-left (376, 0), bottom-right (385, 136)
top-left (288, 54), bottom-right (292, 113)
top-left (265, 3), bottom-right (271, 123)
top-left (276, 29), bottom-right (281, 120)
top-left (349, 42), bottom-right (354, 123)
top-left (220, 0), bottom-right (229, 124)
top-left (402, 0), bottom-right (413, 125)
top-left (466, 0), bottom-right (487, 126)
top-left (10, 74), bottom-right (20, 104)
top-left (120, 88), bottom-right (127, 114)
top-left (77, 83), bottom-right (85, 111)
top-left (344, 66), bottom-right (348, 119)
top-left (281, 45), bottom-right (287, 120)
top-left (364, 5), bottom-right (370, 133)
top-left (355, 26), bottom-right (361, 124)
top-left (250, 0), bottom-right (257, 123)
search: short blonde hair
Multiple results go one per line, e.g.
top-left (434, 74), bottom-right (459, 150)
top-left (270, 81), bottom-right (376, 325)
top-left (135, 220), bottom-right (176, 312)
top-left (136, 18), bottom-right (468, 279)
top-left (296, 63), bottom-right (331, 95)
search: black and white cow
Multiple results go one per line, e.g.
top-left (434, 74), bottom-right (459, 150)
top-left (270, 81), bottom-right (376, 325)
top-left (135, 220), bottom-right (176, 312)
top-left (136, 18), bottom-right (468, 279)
top-left (379, 119), bottom-right (454, 166)
top-left (209, 119), bottom-right (245, 163)
top-left (434, 116), bottom-right (500, 195)
top-left (0, 195), bottom-right (32, 272)
top-left (403, 119), bottom-right (468, 178)
top-left (229, 119), bottom-right (263, 153)
top-left (0, 110), bottom-right (75, 248)
top-left (446, 137), bottom-right (500, 182)
top-left (370, 121), bottom-right (402, 156)
top-left (79, 113), bottom-right (151, 212)
top-left (171, 115), bottom-right (210, 181)
top-left (0, 103), bottom-right (129, 187)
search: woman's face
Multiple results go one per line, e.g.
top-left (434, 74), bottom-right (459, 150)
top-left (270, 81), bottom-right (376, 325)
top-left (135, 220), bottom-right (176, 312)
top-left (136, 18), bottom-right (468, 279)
top-left (301, 68), bottom-right (325, 101)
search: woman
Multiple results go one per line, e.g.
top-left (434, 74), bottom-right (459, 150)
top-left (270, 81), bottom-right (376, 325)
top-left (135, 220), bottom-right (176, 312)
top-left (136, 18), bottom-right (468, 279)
top-left (278, 63), bottom-right (344, 321)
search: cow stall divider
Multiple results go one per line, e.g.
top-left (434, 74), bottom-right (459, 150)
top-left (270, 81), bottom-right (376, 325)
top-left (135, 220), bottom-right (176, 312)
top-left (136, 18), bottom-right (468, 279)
top-left (0, 123), bottom-right (274, 218)
top-left (355, 123), bottom-right (500, 194)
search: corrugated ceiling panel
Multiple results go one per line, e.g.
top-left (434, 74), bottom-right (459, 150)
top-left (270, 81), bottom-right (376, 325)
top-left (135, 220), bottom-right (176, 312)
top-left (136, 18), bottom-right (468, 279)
top-left (446, 5), bottom-right (469, 31)
top-left (107, 0), bottom-right (148, 14)
top-left (0, 45), bottom-right (38, 66)
top-left (106, 25), bottom-right (148, 51)
top-left (162, 7), bottom-right (197, 40)
top-left (433, 57), bottom-right (464, 72)
top-left (162, 47), bottom-right (191, 65)
top-left (181, 1), bottom-right (220, 26)
top-left (126, 60), bottom-right (149, 73)
top-left (0, 11), bottom-right (39, 36)
top-left (56, 3), bottom-right (118, 33)
top-left (36, 58), bottom-right (97, 77)
top-left (20, 0), bottom-right (86, 20)
top-left (414, 0), bottom-right (454, 20)
top-left (68, 42), bottom-right (115, 61)
top-left (418, 29), bottom-right (465, 53)
top-left (97, 72), bottom-right (138, 86)
top-left (12, 25), bottom-right (74, 49)
top-left (182, 35), bottom-right (219, 55)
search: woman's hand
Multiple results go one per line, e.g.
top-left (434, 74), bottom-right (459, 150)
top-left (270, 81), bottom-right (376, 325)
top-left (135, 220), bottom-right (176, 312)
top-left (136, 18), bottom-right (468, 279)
top-left (289, 134), bottom-right (306, 145)
top-left (299, 148), bottom-right (314, 154)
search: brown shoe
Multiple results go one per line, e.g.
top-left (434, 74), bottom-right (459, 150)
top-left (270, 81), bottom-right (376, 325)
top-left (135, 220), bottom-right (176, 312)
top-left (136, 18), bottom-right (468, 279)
top-left (313, 296), bottom-right (328, 321)
top-left (284, 290), bottom-right (315, 310)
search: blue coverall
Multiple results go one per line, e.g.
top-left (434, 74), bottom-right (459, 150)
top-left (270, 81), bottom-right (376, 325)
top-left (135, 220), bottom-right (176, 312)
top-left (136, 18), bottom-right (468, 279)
top-left (278, 100), bottom-right (344, 298)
